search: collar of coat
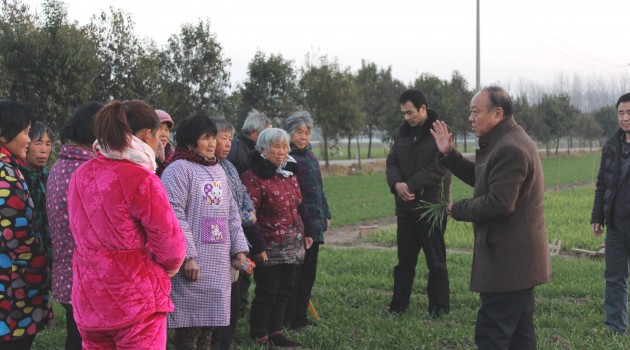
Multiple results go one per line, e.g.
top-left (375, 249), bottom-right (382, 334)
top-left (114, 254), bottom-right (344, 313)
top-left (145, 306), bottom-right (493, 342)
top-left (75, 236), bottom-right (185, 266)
top-left (238, 133), bottom-right (257, 150)
top-left (398, 108), bottom-right (440, 137)
top-left (247, 149), bottom-right (299, 179)
top-left (478, 116), bottom-right (517, 149)
top-left (0, 146), bottom-right (19, 168)
top-left (290, 142), bottom-right (312, 155)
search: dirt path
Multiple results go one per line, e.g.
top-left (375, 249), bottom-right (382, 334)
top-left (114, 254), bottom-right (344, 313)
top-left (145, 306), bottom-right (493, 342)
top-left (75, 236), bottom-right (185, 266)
top-left (325, 179), bottom-right (595, 253)
top-left (325, 216), bottom-right (397, 249)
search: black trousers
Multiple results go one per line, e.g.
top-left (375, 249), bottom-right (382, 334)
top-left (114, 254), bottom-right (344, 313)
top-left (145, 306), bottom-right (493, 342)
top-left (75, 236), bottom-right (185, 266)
top-left (237, 271), bottom-right (251, 315)
top-left (476, 288), bottom-right (536, 350)
top-left (62, 303), bottom-right (83, 350)
top-left (210, 281), bottom-right (239, 350)
top-left (174, 326), bottom-right (214, 350)
top-left (390, 217), bottom-right (450, 314)
top-left (3, 335), bottom-right (35, 350)
top-left (285, 242), bottom-right (320, 326)
top-left (249, 263), bottom-right (297, 339)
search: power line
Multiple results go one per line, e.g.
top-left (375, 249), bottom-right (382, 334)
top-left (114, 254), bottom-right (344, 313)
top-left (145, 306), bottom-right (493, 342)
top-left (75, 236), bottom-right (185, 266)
top-left (485, 4), bottom-right (625, 69)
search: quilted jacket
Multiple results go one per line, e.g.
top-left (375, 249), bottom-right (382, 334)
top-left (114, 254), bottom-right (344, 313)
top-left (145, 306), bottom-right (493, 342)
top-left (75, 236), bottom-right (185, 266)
top-left (67, 154), bottom-right (186, 331)
top-left (0, 147), bottom-right (53, 341)
top-left (592, 129), bottom-right (630, 228)
top-left (289, 143), bottom-right (331, 243)
top-left (46, 144), bottom-right (96, 304)
top-left (242, 151), bottom-right (305, 266)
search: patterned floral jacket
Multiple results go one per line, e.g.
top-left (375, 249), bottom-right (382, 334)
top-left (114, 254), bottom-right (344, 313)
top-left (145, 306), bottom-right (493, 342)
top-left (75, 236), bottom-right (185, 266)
top-left (46, 144), bottom-right (95, 304)
top-left (242, 151), bottom-right (305, 266)
top-left (0, 147), bottom-right (53, 342)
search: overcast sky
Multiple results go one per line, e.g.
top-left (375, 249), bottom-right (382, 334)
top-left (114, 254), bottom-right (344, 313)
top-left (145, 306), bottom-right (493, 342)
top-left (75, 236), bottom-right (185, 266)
top-left (28, 0), bottom-right (630, 90)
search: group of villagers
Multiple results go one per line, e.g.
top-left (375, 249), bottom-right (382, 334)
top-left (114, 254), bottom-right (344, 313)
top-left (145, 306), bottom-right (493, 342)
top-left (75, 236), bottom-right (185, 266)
top-left (0, 99), bottom-right (331, 350)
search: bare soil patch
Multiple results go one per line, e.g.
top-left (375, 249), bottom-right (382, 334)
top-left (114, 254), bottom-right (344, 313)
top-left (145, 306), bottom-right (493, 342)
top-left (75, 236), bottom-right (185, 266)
top-left (320, 160), bottom-right (386, 177)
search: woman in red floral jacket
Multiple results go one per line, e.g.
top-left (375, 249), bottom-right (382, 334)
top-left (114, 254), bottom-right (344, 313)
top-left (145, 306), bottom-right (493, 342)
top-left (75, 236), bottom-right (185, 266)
top-left (242, 128), bottom-right (310, 348)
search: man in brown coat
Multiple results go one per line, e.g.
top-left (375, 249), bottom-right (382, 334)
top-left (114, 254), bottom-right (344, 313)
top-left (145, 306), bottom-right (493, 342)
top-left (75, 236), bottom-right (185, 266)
top-left (431, 86), bottom-right (551, 349)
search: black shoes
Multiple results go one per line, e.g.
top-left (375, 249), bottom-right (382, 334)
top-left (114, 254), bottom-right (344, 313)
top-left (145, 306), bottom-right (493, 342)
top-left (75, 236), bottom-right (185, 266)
top-left (268, 332), bottom-right (302, 348)
top-left (429, 305), bottom-right (450, 319)
top-left (388, 303), bottom-right (407, 315)
top-left (388, 304), bottom-right (449, 318)
top-left (289, 319), bottom-right (313, 331)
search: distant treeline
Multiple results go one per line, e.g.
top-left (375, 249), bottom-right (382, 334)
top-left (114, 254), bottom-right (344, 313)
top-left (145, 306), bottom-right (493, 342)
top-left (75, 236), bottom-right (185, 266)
top-left (0, 0), bottom-right (625, 164)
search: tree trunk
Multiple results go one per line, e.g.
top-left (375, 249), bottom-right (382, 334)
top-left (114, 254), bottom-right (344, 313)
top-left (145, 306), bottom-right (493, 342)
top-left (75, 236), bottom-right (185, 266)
top-left (347, 134), bottom-right (352, 160)
top-left (356, 134), bottom-right (362, 170)
top-left (367, 127), bottom-right (373, 159)
top-left (546, 141), bottom-right (551, 156)
top-left (554, 137), bottom-right (560, 155)
top-left (323, 134), bottom-right (330, 169)
top-left (463, 133), bottom-right (468, 153)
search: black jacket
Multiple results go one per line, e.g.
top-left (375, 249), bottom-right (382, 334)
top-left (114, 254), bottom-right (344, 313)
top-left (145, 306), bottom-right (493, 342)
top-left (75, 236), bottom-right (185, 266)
top-left (592, 129), bottom-right (630, 227)
top-left (227, 133), bottom-right (256, 176)
top-left (386, 110), bottom-right (451, 219)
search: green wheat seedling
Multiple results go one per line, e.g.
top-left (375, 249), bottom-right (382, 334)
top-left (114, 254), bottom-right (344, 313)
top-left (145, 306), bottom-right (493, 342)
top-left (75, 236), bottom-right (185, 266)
top-left (416, 179), bottom-right (448, 235)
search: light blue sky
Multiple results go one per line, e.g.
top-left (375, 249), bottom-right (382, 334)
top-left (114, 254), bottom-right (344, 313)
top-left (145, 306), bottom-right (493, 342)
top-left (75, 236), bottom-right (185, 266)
top-left (28, 0), bottom-right (630, 89)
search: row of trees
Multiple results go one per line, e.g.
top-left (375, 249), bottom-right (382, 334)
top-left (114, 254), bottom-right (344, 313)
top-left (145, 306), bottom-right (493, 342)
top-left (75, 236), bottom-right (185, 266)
top-left (0, 0), bottom-right (626, 167)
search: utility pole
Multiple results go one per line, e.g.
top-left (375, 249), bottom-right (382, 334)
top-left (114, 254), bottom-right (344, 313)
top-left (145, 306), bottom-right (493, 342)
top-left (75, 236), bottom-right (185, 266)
top-left (476, 0), bottom-right (480, 92)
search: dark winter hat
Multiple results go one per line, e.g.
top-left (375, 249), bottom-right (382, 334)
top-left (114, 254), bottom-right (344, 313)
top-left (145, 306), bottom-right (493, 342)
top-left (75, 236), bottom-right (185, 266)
top-left (155, 109), bottom-right (174, 129)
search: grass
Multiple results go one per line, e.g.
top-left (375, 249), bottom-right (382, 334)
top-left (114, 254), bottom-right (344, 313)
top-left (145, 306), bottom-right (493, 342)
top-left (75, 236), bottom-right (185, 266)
top-left (541, 153), bottom-right (600, 188)
top-left (226, 248), bottom-right (627, 349)
top-left (365, 185), bottom-right (601, 252)
top-left (31, 152), bottom-right (612, 349)
top-left (325, 152), bottom-right (601, 228)
top-left (35, 248), bottom-right (624, 349)
top-left (324, 172), bottom-right (393, 227)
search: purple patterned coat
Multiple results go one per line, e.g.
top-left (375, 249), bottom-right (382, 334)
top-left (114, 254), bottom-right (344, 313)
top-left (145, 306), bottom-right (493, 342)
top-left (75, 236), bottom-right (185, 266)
top-left (46, 144), bottom-right (96, 304)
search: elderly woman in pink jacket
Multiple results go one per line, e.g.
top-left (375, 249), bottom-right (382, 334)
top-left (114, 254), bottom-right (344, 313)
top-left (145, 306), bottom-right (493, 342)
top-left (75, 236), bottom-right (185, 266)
top-left (67, 100), bottom-right (186, 350)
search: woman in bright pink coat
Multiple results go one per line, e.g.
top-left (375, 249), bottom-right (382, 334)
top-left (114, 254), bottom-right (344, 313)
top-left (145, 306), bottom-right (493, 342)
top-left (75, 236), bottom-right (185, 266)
top-left (67, 100), bottom-right (186, 350)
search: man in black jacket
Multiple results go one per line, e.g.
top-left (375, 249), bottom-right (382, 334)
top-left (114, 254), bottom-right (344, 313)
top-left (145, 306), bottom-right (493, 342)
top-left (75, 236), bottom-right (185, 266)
top-left (592, 92), bottom-right (630, 333)
top-left (227, 109), bottom-right (272, 318)
top-left (385, 89), bottom-right (451, 317)
top-left (228, 109), bottom-right (272, 176)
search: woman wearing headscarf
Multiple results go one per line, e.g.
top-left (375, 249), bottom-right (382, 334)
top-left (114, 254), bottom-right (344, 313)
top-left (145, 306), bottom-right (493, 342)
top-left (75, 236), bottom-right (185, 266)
top-left (155, 109), bottom-right (175, 177)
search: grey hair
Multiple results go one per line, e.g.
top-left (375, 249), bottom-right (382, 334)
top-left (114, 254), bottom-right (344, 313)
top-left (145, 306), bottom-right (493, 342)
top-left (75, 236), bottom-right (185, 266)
top-left (211, 117), bottom-right (235, 135)
top-left (256, 128), bottom-right (290, 152)
top-left (242, 109), bottom-right (271, 135)
top-left (29, 121), bottom-right (54, 142)
top-left (284, 110), bottom-right (314, 136)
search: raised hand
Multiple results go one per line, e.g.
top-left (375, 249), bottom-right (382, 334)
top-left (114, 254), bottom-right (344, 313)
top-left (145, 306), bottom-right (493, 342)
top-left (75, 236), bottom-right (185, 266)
top-left (430, 120), bottom-right (454, 156)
